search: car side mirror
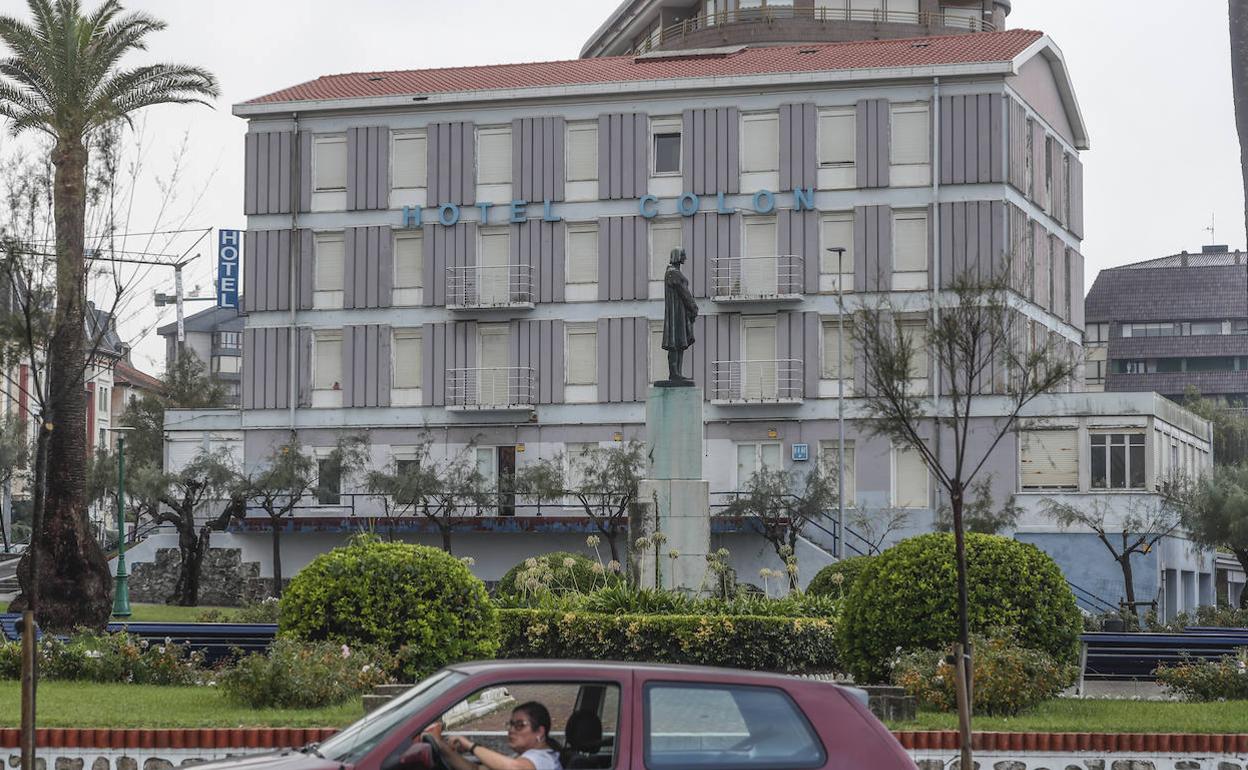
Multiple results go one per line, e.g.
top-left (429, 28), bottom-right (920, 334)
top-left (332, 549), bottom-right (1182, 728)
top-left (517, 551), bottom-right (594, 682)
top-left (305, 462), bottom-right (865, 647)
top-left (395, 742), bottom-right (433, 770)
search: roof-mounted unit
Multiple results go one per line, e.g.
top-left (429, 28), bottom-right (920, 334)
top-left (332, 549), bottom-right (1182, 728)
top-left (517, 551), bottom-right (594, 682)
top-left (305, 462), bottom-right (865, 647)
top-left (634, 45), bottom-right (746, 63)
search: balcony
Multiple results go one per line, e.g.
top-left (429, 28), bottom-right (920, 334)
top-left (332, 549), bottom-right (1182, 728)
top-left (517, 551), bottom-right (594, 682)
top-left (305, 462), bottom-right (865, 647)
top-left (447, 264), bottom-right (534, 310)
top-left (446, 366), bottom-right (536, 411)
top-left (635, 7), bottom-right (995, 55)
top-left (711, 359), bottom-right (804, 404)
top-left (712, 255), bottom-right (804, 302)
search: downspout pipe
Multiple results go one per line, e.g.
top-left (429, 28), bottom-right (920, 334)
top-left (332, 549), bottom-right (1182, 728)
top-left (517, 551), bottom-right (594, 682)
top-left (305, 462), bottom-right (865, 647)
top-left (289, 111), bottom-right (300, 434)
top-left (930, 77), bottom-right (942, 496)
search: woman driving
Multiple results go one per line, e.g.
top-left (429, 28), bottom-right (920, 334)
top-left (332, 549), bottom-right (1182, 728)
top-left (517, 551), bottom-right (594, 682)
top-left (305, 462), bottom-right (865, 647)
top-left (423, 701), bottom-right (563, 770)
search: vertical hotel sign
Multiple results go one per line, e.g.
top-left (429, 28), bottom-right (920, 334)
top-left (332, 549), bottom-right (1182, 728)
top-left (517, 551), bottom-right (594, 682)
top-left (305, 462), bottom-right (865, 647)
top-left (217, 229), bottom-right (240, 308)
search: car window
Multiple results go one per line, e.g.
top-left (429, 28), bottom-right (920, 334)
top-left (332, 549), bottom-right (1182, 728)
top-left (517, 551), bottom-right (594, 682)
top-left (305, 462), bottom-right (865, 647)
top-left (321, 669), bottom-right (466, 763)
top-left (396, 681), bottom-right (621, 769)
top-left (644, 683), bottom-right (825, 770)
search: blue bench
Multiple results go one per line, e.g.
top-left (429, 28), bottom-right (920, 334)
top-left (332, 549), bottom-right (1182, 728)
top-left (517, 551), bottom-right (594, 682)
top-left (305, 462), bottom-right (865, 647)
top-left (1079, 630), bottom-right (1248, 686)
top-left (0, 613), bottom-right (276, 665)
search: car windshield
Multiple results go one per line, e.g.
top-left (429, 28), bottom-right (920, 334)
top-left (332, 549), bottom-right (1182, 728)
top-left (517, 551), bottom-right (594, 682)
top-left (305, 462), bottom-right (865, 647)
top-left (319, 669), bottom-right (467, 763)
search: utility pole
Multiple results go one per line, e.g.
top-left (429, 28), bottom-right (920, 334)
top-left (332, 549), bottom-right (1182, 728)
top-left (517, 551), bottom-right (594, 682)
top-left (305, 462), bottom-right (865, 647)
top-left (826, 246), bottom-right (848, 560)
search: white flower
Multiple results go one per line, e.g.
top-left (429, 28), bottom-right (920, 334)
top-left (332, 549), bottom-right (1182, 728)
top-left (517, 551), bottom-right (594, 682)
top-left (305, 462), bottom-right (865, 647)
top-left (563, 557), bottom-right (576, 568)
top-left (586, 535), bottom-right (601, 547)
top-left (607, 560), bottom-right (622, 573)
top-left (461, 556), bottom-right (476, 566)
top-left (85, 650), bottom-right (103, 659)
top-left (525, 557), bottom-right (538, 568)
top-left (341, 644), bottom-right (351, 658)
top-left (591, 563), bottom-right (605, 575)
top-left (668, 549), bottom-right (680, 560)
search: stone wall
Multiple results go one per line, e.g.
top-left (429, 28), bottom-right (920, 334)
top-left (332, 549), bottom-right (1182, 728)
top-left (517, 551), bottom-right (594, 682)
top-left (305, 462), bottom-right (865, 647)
top-left (128, 548), bottom-right (263, 607)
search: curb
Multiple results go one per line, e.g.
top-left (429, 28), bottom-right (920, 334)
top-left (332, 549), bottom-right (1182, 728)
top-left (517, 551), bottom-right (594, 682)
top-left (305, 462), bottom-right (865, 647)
top-left (3, 729), bottom-right (1248, 753)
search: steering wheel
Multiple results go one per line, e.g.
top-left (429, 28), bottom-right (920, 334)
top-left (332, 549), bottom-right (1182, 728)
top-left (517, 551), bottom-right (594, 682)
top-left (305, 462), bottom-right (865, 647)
top-left (421, 735), bottom-right (450, 770)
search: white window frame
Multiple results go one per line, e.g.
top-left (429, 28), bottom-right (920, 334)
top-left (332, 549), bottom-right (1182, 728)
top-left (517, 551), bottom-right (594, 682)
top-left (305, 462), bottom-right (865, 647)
top-left (313, 134), bottom-right (347, 193)
top-left (817, 106), bottom-right (856, 168)
top-left (390, 129), bottom-right (427, 190)
top-left (391, 328), bottom-right (423, 394)
top-left (565, 121), bottom-right (599, 183)
top-left (819, 211), bottom-right (854, 293)
top-left (891, 209), bottom-right (929, 290)
top-left (1090, 432), bottom-right (1147, 490)
top-left (565, 324), bottom-right (598, 391)
top-left (819, 439), bottom-right (855, 506)
top-left (889, 102), bottom-right (931, 166)
top-left (741, 111), bottom-right (780, 174)
top-left (476, 126), bottom-right (512, 186)
top-left (650, 117), bottom-right (683, 177)
top-left (314, 232), bottom-right (345, 310)
top-left (820, 318), bottom-right (854, 381)
top-left (735, 441), bottom-right (783, 489)
top-left (892, 444), bottom-right (929, 508)
top-left (312, 331), bottom-right (343, 393)
top-left (1019, 429), bottom-right (1079, 491)
top-left (566, 222), bottom-right (599, 287)
top-left (900, 320), bottom-right (929, 389)
top-left (393, 230), bottom-right (424, 292)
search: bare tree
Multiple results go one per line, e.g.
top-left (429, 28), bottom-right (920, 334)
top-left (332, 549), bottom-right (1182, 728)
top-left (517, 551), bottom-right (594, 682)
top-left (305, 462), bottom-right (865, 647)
top-left (1044, 497), bottom-right (1181, 626)
top-left (512, 440), bottom-right (645, 563)
top-left (721, 463), bottom-right (837, 591)
top-left (846, 505), bottom-right (911, 555)
top-left (853, 270), bottom-right (1075, 766)
top-left (234, 435), bottom-right (367, 597)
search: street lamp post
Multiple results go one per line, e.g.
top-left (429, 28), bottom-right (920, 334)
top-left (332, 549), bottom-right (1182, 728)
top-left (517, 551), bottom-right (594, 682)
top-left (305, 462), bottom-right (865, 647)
top-left (826, 246), bottom-right (847, 560)
top-left (110, 430), bottom-right (132, 618)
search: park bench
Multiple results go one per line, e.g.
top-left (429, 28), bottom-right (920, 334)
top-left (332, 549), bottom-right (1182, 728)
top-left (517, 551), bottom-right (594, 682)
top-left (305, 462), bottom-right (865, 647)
top-left (1078, 630), bottom-right (1248, 691)
top-left (0, 613), bottom-right (276, 665)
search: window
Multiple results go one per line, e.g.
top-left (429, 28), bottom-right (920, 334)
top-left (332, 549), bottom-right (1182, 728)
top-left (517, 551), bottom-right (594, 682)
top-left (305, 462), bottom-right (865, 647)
top-left (1084, 322), bottom-right (1109, 344)
top-left (900, 321), bottom-right (928, 381)
top-left (649, 320), bottom-right (665, 382)
top-left (313, 134), bottom-right (347, 192)
top-left (215, 331), bottom-right (242, 350)
top-left (742, 217), bottom-right (778, 296)
top-left (820, 212), bottom-right (854, 289)
top-left (1086, 358), bottom-right (1106, 383)
top-left (1024, 117), bottom-right (1034, 195)
top-left (941, 2), bottom-right (982, 29)
top-left (818, 107), bottom-right (855, 167)
top-left (1090, 433), bottom-right (1146, 489)
top-left (644, 683), bottom-right (824, 770)
top-left (316, 458), bottom-right (341, 506)
top-left (567, 223), bottom-right (599, 284)
top-left (1019, 430), bottom-right (1078, 490)
top-left (742, 316), bottom-right (778, 400)
top-left (892, 210), bottom-right (928, 287)
top-left (1186, 321), bottom-right (1225, 336)
top-left (893, 445), bottom-right (928, 507)
top-left (890, 103), bottom-right (930, 166)
top-left (212, 355), bottom-right (242, 374)
top-left (566, 442), bottom-right (601, 488)
top-left (736, 442), bottom-right (782, 487)
top-left (652, 118), bottom-right (682, 175)
top-left (315, 232), bottom-right (345, 292)
top-left (566, 325), bottom-right (598, 386)
top-left (566, 121), bottom-right (598, 182)
top-left (394, 231), bottom-right (423, 289)
top-left (819, 440), bottom-right (855, 505)
top-left (650, 220), bottom-right (683, 281)
top-left (313, 332), bottom-right (343, 391)
top-left (1119, 359), bottom-right (1154, 374)
top-left (97, 386), bottom-right (108, 414)
top-left (477, 228), bottom-right (511, 306)
top-left (821, 318), bottom-right (853, 380)
top-left (392, 329), bottom-right (422, 390)
top-left (477, 324), bottom-right (510, 406)
top-left (742, 112), bottom-right (780, 173)
top-left (391, 130), bottom-right (426, 189)
top-left (477, 126), bottom-right (512, 185)
top-left (1044, 136), bottom-right (1053, 209)
top-left (1122, 322), bottom-right (1178, 338)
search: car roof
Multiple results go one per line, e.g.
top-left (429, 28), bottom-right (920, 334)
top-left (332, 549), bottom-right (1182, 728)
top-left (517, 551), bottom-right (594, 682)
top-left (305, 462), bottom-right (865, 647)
top-left (446, 659), bottom-right (842, 687)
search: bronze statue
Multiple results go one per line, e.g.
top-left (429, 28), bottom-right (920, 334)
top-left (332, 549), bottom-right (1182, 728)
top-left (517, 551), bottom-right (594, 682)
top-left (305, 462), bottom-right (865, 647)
top-left (660, 247), bottom-right (698, 386)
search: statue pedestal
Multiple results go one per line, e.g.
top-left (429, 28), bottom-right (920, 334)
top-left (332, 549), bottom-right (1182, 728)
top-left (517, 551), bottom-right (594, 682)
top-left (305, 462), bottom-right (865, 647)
top-left (638, 386), bottom-right (709, 592)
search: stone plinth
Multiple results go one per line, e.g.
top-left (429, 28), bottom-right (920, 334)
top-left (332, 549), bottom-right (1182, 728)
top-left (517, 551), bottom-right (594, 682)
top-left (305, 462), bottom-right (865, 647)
top-left (638, 385), bottom-right (710, 591)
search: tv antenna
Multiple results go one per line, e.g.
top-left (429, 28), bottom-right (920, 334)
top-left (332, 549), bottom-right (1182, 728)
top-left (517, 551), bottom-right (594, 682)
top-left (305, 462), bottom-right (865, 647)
top-left (1205, 213), bottom-right (1216, 245)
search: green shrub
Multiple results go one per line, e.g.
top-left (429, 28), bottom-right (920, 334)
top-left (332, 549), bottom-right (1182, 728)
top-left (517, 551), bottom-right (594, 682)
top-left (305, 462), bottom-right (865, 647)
top-left (499, 609), bottom-right (838, 673)
top-left (236, 597), bottom-right (282, 623)
top-left (0, 632), bottom-right (204, 685)
top-left (280, 536), bottom-right (498, 678)
top-left (891, 635), bottom-right (1075, 716)
top-left (837, 533), bottom-right (1081, 683)
top-left (1156, 651), bottom-right (1248, 701)
top-left (807, 556), bottom-right (875, 600)
top-left (496, 585), bottom-right (838, 618)
top-left (496, 551), bottom-right (621, 600)
top-left (217, 638), bottom-right (394, 708)
top-left (1155, 605), bottom-right (1248, 633)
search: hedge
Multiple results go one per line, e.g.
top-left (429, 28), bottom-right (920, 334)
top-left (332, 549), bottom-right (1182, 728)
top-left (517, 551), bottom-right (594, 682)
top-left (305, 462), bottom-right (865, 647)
top-left (807, 555), bottom-right (875, 600)
top-left (498, 609), bottom-right (838, 673)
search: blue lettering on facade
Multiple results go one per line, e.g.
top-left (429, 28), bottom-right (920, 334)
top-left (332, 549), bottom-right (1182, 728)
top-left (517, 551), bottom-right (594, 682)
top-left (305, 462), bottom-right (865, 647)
top-left (716, 192), bottom-right (737, 215)
top-left (752, 189), bottom-right (776, 214)
top-left (792, 187), bottom-right (816, 211)
top-left (639, 195), bottom-right (659, 219)
top-left (476, 201), bottom-right (494, 222)
top-left (217, 229), bottom-right (240, 309)
top-left (438, 203), bottom-right (461, 226)
top-left (542, 200), bottom-right (562, 222)
top-left (677, 193), bottom-right (700, 217)
top-left (401, 206), bottom-right (423, 228)
top-left (510, 200), bottom-right (529, 223)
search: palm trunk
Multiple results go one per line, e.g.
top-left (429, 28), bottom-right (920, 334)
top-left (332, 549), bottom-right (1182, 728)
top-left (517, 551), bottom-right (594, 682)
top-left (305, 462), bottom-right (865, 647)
top-left (1231, 0), bottom-right (1248, 242)
top-left (20, 139), bottom-right (111, 631)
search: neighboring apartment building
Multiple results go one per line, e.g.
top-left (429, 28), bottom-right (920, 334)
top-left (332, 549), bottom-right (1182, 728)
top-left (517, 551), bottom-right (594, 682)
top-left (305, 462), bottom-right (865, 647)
top-left (145, 3), bottom-right (1230, 614)
top-left (157, 306), bottom-right (244, 406)
top-left (1084, 245), bottom-right (1248, 405)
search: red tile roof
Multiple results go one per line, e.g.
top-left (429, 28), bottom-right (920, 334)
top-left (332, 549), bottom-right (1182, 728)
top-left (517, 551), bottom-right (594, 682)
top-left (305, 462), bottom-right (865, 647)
top-left (244, 29), bottom-right (1043, 106)
top-left (114, 360), bottom-right (163, 392)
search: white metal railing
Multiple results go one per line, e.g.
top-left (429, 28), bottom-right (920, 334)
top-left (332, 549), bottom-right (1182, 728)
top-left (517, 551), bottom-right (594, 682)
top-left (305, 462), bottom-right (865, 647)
top-left (447, 264), bottom-right (534, 308)
top-left (635, 7), bottom-right (993, 54)
top-left (712, 359), bottom-right (804, 403)
top-left (712, 255), bottom-right (804, 300)
top-left (447, 366), bottom-right (536, 409)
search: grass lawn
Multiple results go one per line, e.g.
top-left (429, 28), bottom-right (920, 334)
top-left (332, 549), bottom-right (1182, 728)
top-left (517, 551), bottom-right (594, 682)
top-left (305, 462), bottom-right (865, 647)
top-left (118, 604), bottom-right (242, 623)
top-left (0, 682), bottom-right (361, 728)
top-left (887, 698), bottom-right (1248, 734)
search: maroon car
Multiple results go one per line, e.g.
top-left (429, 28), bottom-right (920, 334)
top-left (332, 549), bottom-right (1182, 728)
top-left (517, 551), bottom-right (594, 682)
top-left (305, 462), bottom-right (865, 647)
top-left (205, 660), bottom-right (915, 770)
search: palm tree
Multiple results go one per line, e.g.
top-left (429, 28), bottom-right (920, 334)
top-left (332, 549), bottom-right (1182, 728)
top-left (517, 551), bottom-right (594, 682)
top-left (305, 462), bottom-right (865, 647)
top-left (1233, 1), bottom-right (1248, 245)
top-left (0, 0), bottom-right (217, 630)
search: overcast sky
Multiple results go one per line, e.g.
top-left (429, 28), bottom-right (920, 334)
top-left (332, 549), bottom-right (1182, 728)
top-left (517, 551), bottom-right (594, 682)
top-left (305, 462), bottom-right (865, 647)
top-left (0, 0), bottom-right (1240, 374)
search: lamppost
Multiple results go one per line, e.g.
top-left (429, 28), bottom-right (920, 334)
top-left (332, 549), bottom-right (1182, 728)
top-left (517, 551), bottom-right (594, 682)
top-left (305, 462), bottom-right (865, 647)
top-left (109, 427), bottom-right (134, 618)
top-left (826, 246), bottom-right (847, 560)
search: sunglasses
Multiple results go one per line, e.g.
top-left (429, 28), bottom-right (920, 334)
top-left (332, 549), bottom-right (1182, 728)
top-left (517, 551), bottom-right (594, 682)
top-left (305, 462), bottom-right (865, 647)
top-left (506, 719), bottom-right (532, 731)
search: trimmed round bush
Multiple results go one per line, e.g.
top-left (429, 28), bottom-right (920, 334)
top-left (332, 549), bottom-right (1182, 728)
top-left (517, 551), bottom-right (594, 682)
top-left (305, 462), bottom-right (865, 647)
top-left (280, 536), bottom-right (498, 678)
top-left (837, 533), bottom-right (1081, 683)
top-left (807, 555), bottom-right (875, 600)
top-left (496, 551), bottom-right (621, 599)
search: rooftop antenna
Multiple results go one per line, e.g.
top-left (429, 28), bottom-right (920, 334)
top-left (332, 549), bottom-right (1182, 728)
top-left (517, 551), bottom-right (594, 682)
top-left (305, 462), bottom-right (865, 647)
top-left (1205, 213), bottom-right (1216, 245)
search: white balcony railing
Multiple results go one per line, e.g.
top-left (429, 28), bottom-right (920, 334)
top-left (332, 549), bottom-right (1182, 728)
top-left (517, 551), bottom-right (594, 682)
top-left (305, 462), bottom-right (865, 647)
top-left (447, 366), bottom-right (536, 410)
top-left (711, 255), bottom-right (804, 301)
top-left (711, 359), bottom-right (804, 404)
top-left (447, 264), bottom-right (534, 309)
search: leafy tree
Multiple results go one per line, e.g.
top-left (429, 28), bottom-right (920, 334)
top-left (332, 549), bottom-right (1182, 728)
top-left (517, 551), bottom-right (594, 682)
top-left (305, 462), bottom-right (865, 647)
top-left (365, 432), bottom-right (490, 554)
top-left (935, 476), bottom-right (1021, 535)
top-left (721, 463), bottom-right (837, 591)
top-left (512, 440), bottom-right (646, 563)
top-left (1232, 0), bottom-right (1248, 241)
top-left (121, 351), bottom-right (225, 469)
top-left (0, 415), bottom-right (30, 551)
top-left (1165, 463), bottom-right (1248, 608)
top-left (1043, 497), bottom-right (1182, 626)
top-left (853, 270), bottom-right (1074, 766)
top-left (0, 0), bottom-right (218, 629)
top-left (1182, 387), bottom-right (1248, 467)
top-left (235, 435), bottom-right (366, 596)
